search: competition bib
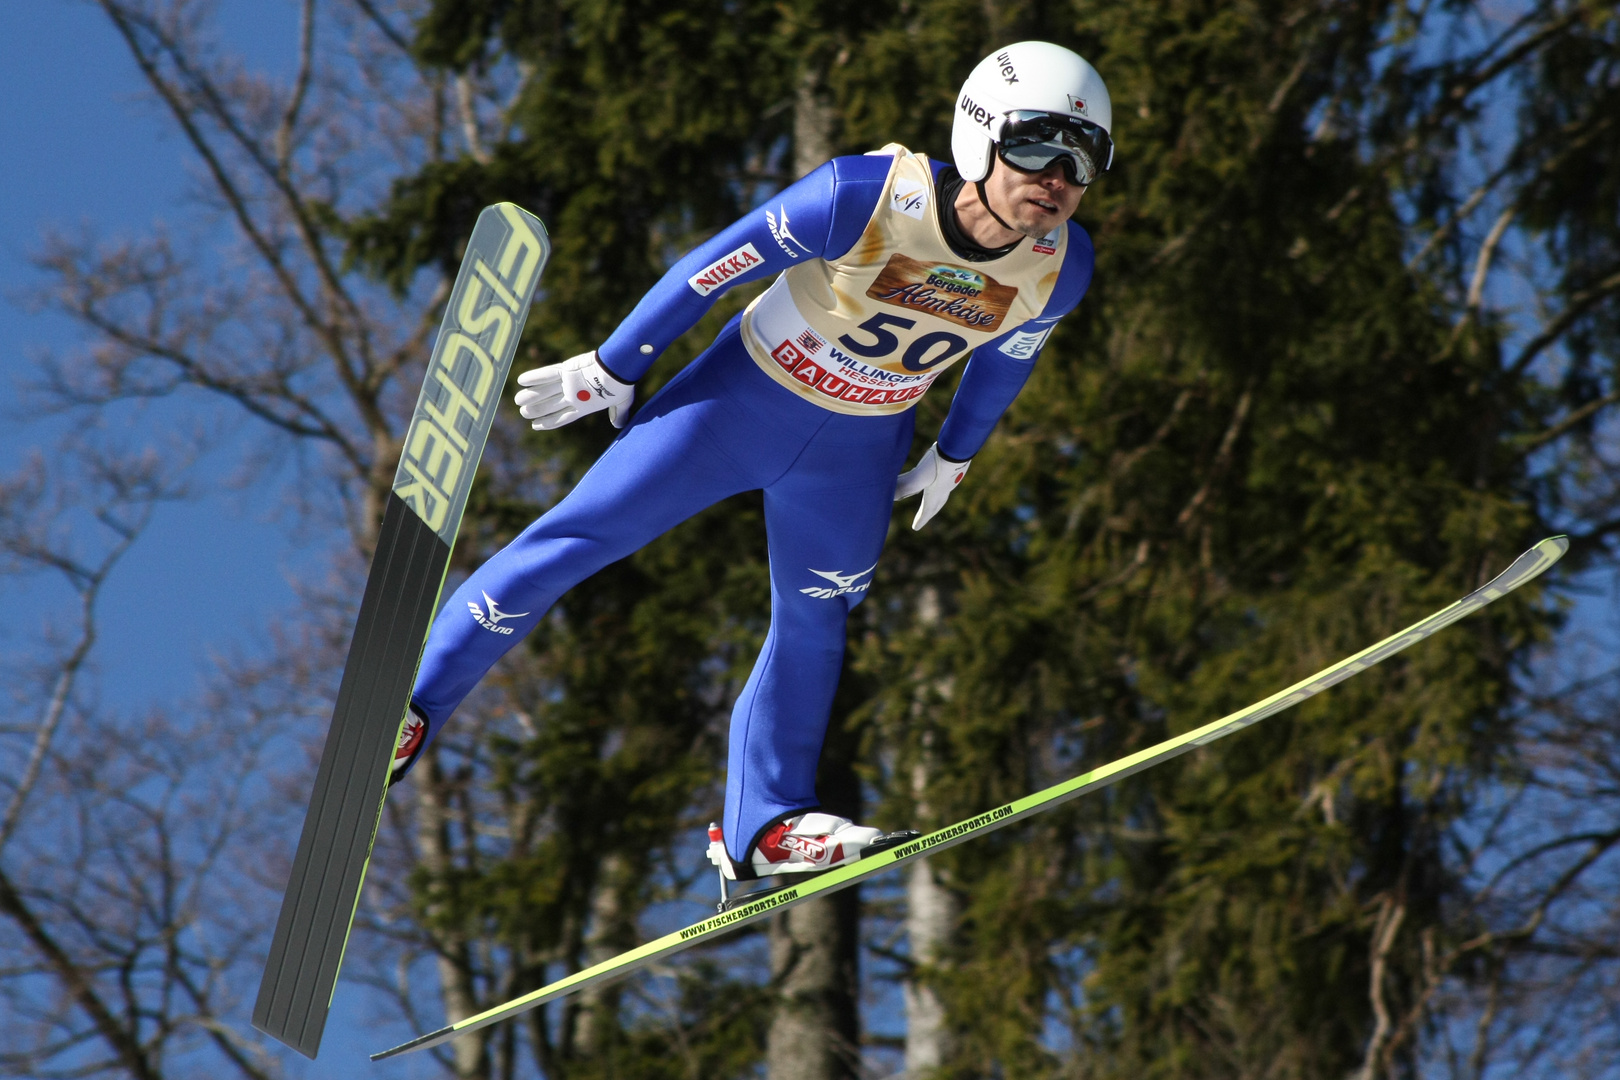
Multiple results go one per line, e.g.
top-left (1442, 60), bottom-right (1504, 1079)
top-left (741, 148), bottom-right (1065, 416)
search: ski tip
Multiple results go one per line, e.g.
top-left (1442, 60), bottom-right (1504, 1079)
top-left (370, 1023), bottom-right (457, 1061)
top-left (1497, 536), bottom-right (1568, 585)
top-left (1528, 535), bottom-right (1570, 568)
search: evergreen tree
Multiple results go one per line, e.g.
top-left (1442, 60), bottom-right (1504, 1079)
top-left (859, 2), bottom-right (1595, 1076)
top-left (346, 1), bottom-right (1612, 1076)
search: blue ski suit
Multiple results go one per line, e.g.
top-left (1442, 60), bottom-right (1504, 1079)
top-left (411, 149), bottom-right (1094, 861)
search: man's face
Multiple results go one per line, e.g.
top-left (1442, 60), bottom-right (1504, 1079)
top-left (983, 157), bottom-right (1086, 237)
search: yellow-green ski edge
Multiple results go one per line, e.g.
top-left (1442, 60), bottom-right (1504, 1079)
top-left (372, 536), bottom-right (1566, 1062)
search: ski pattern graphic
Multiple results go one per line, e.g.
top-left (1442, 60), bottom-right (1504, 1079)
top-left (373, 536), bottom-right (1566, 1061)
top-left (254, 204), bottom-right (548, 1059)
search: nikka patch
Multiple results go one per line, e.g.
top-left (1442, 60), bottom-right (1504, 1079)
top-left (865, 254), bottom-right (1019, 332)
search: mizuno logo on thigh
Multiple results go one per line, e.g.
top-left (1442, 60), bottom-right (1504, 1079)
top-left (800, 564), bottom-right (877, 599)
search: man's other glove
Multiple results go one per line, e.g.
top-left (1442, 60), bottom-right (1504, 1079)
top-left (514, 351), bottom-right (635, 430)
top-left (894, 443), bottom-right (971, 531)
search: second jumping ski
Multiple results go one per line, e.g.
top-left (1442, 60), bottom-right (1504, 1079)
top-left (373, 535), bottom-right (1566, 1061)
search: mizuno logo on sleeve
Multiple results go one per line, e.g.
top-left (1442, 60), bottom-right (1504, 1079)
top-left (767, 206), bottom-right (810, 258)
top-left (469, 592), bottom-right (530, 634)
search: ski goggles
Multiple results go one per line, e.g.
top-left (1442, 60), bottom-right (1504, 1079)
top-left (997, 110), bottom-right (1115, 187)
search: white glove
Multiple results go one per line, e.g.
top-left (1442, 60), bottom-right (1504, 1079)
top-left (513, 351), bottom-right (635, 430)
top-left (893, 443), bottom-right (971, 530)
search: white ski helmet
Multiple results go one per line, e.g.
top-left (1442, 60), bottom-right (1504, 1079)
top-left (952, 41), bottom-right (1114, 185)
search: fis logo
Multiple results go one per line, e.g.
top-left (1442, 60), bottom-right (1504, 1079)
top-left (766, 205), bottom-right (810, 258)
top-left (1032, 228), bottom-right (1061, 255)
top-left (468, 591), bottom-right (530, 635)
top-left (688, 243), bottom-right (764, 296)
top-left (800, 564), bottom-right (877, 599)
top-left (998, 327), bottom-right (1053, 360)
top-left (891, 179), bottom-right (928, 220)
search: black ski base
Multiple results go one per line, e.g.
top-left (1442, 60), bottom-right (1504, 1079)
top-left (252, 492), bottom-right (451, 1058)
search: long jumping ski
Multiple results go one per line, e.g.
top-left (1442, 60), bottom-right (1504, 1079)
top-left (254, 204), bottom-right (550, 1058)
top-left (372, 535), bottom-right (1566, 1061)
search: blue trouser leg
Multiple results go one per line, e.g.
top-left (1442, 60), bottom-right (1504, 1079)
top-left (411, 327), bottom-right (808, 737)
top-left (410, 320), bottom-right (914, 867)
top-left (722, 408), bottom-right (914, 862)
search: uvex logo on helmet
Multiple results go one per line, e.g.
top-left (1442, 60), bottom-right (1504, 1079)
top-left (958, 93), bottom-right (998, 131)
top-left (995, 50), bottom-right (1019, 85)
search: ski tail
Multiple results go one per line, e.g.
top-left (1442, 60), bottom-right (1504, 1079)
top-left (371, 536), bottom-right (1566, 1061)
top-left (251, 496), bottom-right (450, 1056)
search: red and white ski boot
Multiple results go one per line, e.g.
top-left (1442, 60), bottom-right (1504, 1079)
top-left (705, 814), bottom-right (918, 909)
top-left (390, 707), bottom-right (426, 785)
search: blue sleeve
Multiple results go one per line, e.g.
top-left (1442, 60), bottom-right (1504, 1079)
top-left (935, 222), bottom-right (1095, 462)
top-left (597, 155), bottom-right (892, 381)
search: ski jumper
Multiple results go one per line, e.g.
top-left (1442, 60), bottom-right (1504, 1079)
top-left (410, 147), bottom-right (1095, 862)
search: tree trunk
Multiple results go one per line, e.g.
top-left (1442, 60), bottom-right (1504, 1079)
top-left (902, 855), bottom-right (958, 1076)
top-left (765, 722), bottom-right (864, 1080)
top-left (766, 59), bottom-right (863, 1080)
top-left (904, 588), bottom-right (957, 1074)
top-left (416, 751), bottom-right (488, 1079)
top-left (767, 885), bottom-right (863, 1080)
top-left (574, 853), bottom-right (628, 1054)
top-left (794, 64), bottom-right (835, 180)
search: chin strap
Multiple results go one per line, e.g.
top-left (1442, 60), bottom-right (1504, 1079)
top-left (973, 156), bottom-right (1019, 235)
top-left (973, 179), bottom-right (1019, 235)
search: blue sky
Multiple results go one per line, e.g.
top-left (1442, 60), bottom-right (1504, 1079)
top-left (0, 5), bottom-right (402, 1075)
top-left (0, 3), bottom-right (304, 708)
